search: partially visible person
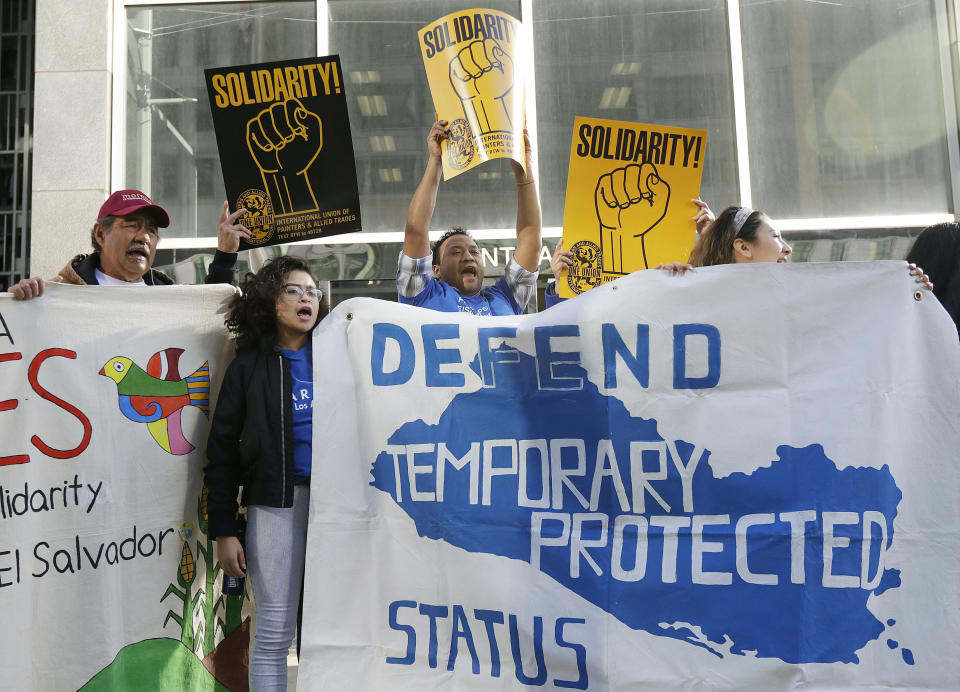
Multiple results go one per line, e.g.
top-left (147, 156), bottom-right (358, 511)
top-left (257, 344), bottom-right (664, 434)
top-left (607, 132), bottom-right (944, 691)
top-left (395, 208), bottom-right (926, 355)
top-left (205, 256), bottom-right (325, 692)
top-left (906, 221), bottom-right (960, 332)
top-left (548, 204), bottom-right (931, 306)
top-left (545, 198), bottom-right (713, 307)
top-left (687, 205), bottom-right (932, 288)
top-left (8, 191), bottom-right (248, 298)
top-left (688, 205), bottom-right (791, 266)
top-left (397, 119), bottom-right (541, 316)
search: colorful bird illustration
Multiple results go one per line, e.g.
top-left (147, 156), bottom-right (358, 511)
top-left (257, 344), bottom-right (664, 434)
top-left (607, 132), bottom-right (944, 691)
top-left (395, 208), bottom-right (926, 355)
top-left (99, 348), bottom-right (210, 455)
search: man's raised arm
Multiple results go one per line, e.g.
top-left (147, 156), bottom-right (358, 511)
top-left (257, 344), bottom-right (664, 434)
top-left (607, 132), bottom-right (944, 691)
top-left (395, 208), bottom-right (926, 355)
top-left (510, 129), bottom-right (542, 272)
top-left (404, 120), bottom-right (450, 259)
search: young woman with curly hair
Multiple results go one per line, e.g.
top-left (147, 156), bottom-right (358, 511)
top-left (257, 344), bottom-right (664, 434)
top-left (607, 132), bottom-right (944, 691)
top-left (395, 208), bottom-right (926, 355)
top-left (204, 255), bottom-right (326, 690)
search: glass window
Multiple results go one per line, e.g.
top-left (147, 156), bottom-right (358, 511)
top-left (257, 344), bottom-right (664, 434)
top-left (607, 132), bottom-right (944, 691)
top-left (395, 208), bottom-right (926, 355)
top-left (124, 2), bottom-right (317, 238)
top-left (741, 1), bottom-right (951, 218)
top-left (328, 0), bottom-right (521, 234)
top-left (533, 0), bottom-right (739, 227)
top-left (127, 0), bottom-right (960, 279)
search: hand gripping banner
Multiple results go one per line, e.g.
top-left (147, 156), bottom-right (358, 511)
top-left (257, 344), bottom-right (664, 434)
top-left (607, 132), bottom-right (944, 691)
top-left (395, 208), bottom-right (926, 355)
top-left (299, 262), bottom-right (960, 690)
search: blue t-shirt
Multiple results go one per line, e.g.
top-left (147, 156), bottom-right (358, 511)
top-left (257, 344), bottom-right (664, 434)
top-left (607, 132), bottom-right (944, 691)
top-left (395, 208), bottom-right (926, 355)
top-left (396, 252), bottom-right (537, 316)
top-left (279, 343), bottom-right (313, 484)
top-left (400, 275), bottom-right (521, 315)
top-left (544, 280), bottom-right (565, 309)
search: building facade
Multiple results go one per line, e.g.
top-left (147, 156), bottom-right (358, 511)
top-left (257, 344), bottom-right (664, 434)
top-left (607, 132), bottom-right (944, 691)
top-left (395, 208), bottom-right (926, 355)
top-left (25, 0), bottom-right (960, 307)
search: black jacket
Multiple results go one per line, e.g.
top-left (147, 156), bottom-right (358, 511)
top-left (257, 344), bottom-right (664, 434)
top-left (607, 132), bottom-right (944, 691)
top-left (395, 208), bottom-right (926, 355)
top-left (205, 346), bottom-right (296, 539)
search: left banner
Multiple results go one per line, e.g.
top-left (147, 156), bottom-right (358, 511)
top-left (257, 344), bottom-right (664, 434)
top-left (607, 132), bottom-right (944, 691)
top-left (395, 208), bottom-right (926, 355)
top-left (0, 285), bottom-right (249, 691)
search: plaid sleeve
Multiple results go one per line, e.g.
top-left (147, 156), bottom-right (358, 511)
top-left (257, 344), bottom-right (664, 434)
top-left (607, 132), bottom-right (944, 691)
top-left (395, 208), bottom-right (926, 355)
top-left (502, 257), bottom-right (539, 311)
top-left (396, 251), bottom-right (433, 299)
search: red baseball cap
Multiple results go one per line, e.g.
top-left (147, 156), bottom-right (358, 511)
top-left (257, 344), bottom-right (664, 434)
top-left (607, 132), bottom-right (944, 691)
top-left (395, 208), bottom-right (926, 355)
top-left (98, 189), bottom-right (170, 228)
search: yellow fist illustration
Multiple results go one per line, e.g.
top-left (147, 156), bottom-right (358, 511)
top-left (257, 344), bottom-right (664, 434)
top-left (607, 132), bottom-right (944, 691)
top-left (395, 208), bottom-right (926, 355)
top-left (448, 38), bottom-right (515, 136)
top-left (595, 162), bottom-right (671, 273)
top-left (245, 97), bottom-right (323, 216)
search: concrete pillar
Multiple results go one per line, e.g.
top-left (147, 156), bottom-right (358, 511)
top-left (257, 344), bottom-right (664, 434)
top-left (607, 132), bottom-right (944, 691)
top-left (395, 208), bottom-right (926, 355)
top-left (31, 0), bottom-right (113, 278)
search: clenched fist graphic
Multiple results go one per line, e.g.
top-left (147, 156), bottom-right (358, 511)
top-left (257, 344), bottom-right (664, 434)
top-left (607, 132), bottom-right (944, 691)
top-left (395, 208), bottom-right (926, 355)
top-left (448, 38), bottom-right (514, 136)
top-left (246, 97), bottom-right (323, 215)
top-left (595, 163), bottom-right (671, 272)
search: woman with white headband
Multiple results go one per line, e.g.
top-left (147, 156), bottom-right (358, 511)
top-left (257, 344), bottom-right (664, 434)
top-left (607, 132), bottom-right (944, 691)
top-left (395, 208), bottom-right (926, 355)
top-left (688, 205), bottom-right (790, 266)
top-left (549, 203), bottom-right (795, 289)
top-left (685, 207), bottom-right (931, 294)
top-left (548, 204), bottom-right (931, 300)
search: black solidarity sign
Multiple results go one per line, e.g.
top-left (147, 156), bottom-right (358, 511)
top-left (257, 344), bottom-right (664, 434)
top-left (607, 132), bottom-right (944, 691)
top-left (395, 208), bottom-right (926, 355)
top-left (205, 55), bottom-right (362, 250)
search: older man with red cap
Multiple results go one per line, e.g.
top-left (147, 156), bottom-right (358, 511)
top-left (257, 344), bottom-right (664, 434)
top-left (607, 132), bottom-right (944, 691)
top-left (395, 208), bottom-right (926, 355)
top-left (9, 189), bottom-right (246, 297)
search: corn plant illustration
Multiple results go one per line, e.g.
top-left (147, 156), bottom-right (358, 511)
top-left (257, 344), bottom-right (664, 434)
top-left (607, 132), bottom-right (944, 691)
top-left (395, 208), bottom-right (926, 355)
top-left (80, 488), bottom-right (248, 691)
top-left (162, 525), bottom-right (204, 651)
top-left (194, 487), bottom-right (246, 653)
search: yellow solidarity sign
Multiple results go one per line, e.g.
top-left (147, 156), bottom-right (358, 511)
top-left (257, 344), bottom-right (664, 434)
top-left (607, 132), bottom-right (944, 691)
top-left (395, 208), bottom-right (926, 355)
top-left (558, 117), bottom-right (707, 298)
top-left (418, 8), bottom-right (527, 180)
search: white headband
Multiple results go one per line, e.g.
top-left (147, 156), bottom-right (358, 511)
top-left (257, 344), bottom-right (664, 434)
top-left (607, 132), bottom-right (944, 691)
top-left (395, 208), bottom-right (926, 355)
top-left (732, 206), bottom-right (755, 234)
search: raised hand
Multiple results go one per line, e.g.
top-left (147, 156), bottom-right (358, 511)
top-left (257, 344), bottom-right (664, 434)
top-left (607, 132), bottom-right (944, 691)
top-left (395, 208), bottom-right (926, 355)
top-left (692, 198), bottom-right (714, 236)
top-left (245, 97), bottom-right (323, 215)
top-left (510, 127), bottom-right (534, 183)
top-left (427, 119), bottom-right (451, 160)
top-left (551, 242), bottom-right (573, 279)
top-left (448, 38), bottom-right (514, 135)
top-left (595, 162), bottom-right (671, 272)
top-left (216, 200), bottom-right (252, 253)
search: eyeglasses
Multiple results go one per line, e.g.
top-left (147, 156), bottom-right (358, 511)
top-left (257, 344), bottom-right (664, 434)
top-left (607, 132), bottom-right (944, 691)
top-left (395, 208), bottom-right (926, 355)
top-left (280, 284), bottom-right (323, 301)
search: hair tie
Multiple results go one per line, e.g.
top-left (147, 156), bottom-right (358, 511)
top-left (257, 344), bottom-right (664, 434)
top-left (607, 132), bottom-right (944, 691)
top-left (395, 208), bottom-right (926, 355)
top-left (732, 206), bottom-right (754, 234)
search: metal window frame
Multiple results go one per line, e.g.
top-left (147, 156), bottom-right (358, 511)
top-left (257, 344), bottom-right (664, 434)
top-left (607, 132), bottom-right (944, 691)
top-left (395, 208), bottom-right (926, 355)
top-left (0, 0), bottom-right (34, 286)
top-left (725, 0), bottom-right (959, 230)
top-left (939, 0), bottom-right (960, 214)
top-left (110, 0), bottom-right (960, 252)
top-left (726, 0), bottom-right (751, 208)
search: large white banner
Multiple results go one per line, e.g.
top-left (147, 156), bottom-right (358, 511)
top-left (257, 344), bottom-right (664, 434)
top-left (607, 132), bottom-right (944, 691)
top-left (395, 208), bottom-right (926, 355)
top-left (0, 284), bottom-right (248, 691)
top-left (301, 261), bottom-right (960, 690)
